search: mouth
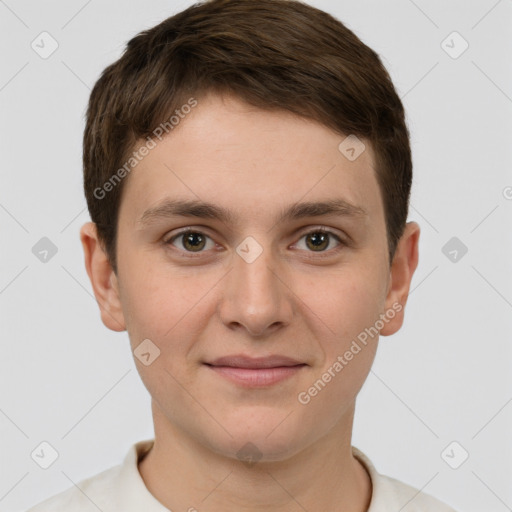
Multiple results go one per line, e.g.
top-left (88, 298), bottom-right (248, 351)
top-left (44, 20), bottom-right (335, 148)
top-left (203, 355), bottom-right (307, 387)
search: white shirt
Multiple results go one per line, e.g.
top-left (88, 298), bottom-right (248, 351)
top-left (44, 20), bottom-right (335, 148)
top-left (26, 439), bottom-right (458, 511)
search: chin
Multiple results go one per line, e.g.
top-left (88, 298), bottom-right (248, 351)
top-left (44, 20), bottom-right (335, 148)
top-left (204, 416), bottom-right (313, 465)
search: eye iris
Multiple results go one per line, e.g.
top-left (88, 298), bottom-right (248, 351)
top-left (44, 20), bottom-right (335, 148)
top-left (306, 232), bottom-right (329, 251)
top-left (183, 232), bottom-right (206, 251)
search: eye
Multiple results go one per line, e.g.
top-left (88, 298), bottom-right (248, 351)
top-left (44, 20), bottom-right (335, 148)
top-left (294, 228), bottom-right (343, 253)
top-left (164, 226), bottom-right (345, 258)
top-left (165, 229), bottom-right (216, 253)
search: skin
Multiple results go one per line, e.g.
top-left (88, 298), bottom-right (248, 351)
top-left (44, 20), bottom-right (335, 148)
top-left (80, 92), bottom-right (420, 512)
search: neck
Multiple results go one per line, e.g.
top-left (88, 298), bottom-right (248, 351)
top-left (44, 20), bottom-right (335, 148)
top-left (138, 402), bottom-right (372, 512)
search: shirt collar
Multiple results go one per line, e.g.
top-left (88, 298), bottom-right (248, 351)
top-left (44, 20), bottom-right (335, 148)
top-left (119, 439), bottom-right (386, 511)
top-left (115, 439), bottom-right (169, 510)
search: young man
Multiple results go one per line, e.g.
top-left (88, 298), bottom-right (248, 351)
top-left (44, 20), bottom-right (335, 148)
top-left (28, 0), bottom-right (458, 510)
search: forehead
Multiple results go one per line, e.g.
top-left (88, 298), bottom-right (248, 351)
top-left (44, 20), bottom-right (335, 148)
top-left (119, 93), bottom-right (383, 228)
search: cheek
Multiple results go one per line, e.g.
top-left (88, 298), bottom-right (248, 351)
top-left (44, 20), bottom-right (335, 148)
top-left (293, 264), bottom-right (385, 341)
top-left (290, 263), bottom-right (384, 398)
top-left (118, 260), bottom-right (219, 365)
top-left (293, 274), bottom-right (381, 423)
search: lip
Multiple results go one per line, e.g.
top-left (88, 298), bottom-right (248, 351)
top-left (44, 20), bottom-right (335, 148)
top-left (207, 354), bottom-right (304, 369)
top-left (204, 354), bottom-right (307, 387)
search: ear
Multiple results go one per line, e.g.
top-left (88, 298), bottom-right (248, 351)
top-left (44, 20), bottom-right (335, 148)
top-left (79, 222), bottom-right (126, 332)
top-left (380, 221), bottom-right (420, 336)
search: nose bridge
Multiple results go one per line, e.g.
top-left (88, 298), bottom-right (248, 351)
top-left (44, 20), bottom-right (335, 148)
top-left (220, 235), bottom-right (291, 335)
top-left (237, 244), bottom-right (276, 299)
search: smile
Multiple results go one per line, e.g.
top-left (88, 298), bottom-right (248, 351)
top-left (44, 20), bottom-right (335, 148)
top-left (204, 364), bottom-right (307, 387)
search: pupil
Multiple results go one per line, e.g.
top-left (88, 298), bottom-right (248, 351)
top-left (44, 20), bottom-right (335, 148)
top-left (307, 232), bottom-right (328, 251)
top-left (184, 233), bottom-right (205, 251)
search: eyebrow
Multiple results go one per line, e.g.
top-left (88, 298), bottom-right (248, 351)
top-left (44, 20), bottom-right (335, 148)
top-left (136, 197), bottom-right (368, 228)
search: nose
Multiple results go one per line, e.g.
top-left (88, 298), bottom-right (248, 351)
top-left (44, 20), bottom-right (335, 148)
top-left (218, 241), bottom-right (293, 338)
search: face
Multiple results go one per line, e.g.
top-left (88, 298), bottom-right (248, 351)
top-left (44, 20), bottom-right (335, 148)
top-left (82, 92), bottom-right (419, 463)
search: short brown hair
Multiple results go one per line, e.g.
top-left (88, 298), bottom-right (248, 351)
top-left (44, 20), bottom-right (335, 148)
top-left (83, 0), bottom-right (412, 273)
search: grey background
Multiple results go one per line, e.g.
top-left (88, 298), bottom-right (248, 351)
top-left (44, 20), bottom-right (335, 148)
top-left (1, 0), bottom-right (511, 511)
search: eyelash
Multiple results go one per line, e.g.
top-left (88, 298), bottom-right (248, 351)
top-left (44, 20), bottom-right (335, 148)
top-left (163, 227), bottom-right (346, 259)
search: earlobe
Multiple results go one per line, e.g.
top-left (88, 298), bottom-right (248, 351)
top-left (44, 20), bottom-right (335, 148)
top-left (79, 222), bottom-right (126, 332)
top-left (380, 221), bottom-right (420, 337)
